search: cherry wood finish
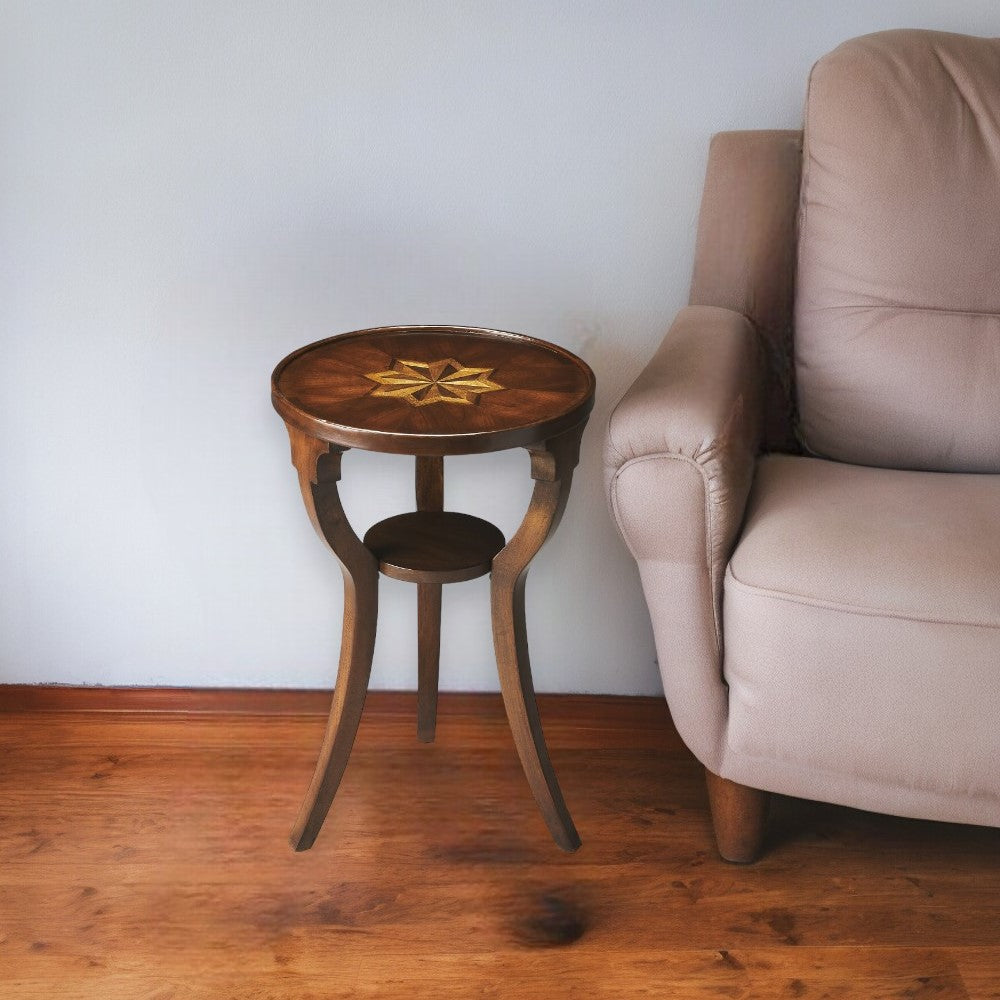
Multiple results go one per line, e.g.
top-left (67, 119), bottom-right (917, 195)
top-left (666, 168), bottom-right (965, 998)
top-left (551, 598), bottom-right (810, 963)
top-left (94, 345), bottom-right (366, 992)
top-left (272, 326), bottom-right (595, 852)
top-left (285, 426), bottom-right (380, 852)
top-left (491, 424), bottom-right (585, 852)
top-left (271, 325), bottom-right (595, 456)
top-left (705, 769), bottom-right (771, 864)
top-left (3, 696), bottom-right (999, 999)
top-left (416, 584), bottom-right (442, 743)
top-left (363, 511), bottom-right (505, 584)
top-left (416, 455), bottom-right (444, 742)
top-left (415, 455), bottom-right (444, 511)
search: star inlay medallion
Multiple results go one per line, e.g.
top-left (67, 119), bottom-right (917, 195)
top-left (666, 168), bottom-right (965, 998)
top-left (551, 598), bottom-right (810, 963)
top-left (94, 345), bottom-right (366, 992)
top-left (364, 358), bottom-right (505, 407)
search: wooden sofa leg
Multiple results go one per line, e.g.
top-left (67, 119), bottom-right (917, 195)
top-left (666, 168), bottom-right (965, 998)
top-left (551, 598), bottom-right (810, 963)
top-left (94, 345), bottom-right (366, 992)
top-left (705, 769), bottom-right (770, 864)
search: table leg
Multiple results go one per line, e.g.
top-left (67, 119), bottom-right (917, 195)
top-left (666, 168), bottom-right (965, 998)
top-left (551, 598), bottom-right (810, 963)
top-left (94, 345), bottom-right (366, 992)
top-left (417, 583), bottom-right (442, 742)
top-left (490, 425), bottom-right (585, 852)
top-left (285, 427), bottom-right (380, 852)
top-left (415, 456), bottom-right (444, 742)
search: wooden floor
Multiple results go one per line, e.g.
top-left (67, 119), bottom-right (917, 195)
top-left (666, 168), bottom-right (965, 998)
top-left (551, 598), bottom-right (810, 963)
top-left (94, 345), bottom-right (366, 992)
top-left (1, 691), bottom-right (999, 999)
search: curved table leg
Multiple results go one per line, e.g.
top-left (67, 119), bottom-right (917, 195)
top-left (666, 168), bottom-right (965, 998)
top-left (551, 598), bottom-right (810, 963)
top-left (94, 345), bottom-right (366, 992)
top-left (285, 426), bottom-right (380, 852)
top-left (490, 424), bottom-right (585, 852)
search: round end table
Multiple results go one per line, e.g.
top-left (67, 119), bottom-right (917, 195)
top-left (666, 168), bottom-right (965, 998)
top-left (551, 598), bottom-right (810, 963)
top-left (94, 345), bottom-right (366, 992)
top-left (271, 325), bottom-right (595, 852)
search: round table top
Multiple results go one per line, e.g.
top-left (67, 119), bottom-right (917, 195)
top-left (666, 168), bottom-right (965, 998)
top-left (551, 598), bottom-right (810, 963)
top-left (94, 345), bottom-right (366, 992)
top-left (272, 325), bottom-right (596, 456)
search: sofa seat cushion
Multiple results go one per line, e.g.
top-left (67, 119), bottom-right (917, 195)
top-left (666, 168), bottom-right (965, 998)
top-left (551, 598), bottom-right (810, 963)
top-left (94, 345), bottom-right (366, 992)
top-left (722, 454), bottom-right (1000, 819)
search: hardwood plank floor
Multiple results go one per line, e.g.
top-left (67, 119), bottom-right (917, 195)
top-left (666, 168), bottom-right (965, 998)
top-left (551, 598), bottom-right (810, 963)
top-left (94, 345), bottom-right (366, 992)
top-left (1, 692), bottom-right (998, 998)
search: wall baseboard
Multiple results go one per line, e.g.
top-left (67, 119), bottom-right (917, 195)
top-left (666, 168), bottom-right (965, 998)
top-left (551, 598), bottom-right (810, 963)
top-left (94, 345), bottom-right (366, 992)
top-left (0, 684), bottom-right (339, 715)
top-left (0, 684), bottom-right (677, 734)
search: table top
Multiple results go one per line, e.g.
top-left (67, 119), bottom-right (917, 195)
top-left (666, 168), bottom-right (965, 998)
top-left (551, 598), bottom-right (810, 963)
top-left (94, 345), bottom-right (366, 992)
top-left (272, 325), bottom-right (596, 455)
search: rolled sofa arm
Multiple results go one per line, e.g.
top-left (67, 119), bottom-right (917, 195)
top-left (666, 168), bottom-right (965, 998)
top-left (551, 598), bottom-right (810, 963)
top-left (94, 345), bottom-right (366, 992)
top-left (605, 304), bottom-right (764, 770)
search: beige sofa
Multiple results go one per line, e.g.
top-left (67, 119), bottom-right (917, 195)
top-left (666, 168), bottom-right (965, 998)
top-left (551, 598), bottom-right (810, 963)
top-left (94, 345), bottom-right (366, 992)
top-left (605, 29), bottom-right (1000, 862)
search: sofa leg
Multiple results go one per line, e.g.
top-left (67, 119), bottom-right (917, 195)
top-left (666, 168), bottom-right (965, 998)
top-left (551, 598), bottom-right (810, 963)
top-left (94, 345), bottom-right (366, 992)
top-left (705, 769), bottom-right (769, 863)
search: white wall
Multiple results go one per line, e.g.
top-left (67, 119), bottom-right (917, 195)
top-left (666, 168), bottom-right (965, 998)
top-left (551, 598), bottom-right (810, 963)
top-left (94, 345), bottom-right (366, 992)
top-left (2, 1), bottom-right (996, 693)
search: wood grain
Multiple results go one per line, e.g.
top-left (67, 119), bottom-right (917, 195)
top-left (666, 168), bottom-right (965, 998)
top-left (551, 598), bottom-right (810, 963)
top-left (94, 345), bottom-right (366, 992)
top-left (363, 511), bottom-right (505, 583)
top-left (705, 770), bottom-right (771, 864)
top-left (273, 327), bottom-right (595, 852)
top-left (415, 455), bottom-right (444, 512)
top-left (1, 694), bottom-right (998, 999)
top-left (491, 424), bottom-right (586, 852)
top-left (416, 583), bottom-right (442, 743)
top-left (284, 427), bottom-right (380, 853)
top-left (271, 325), bottom-right (596, 456)
top-left (415, 455), bottom-right (444, 743)
top-left (0, 687), bottom-right (685, 748)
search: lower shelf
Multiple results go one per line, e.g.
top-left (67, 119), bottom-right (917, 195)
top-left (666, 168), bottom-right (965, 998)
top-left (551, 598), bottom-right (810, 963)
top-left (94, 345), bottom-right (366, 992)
top-left (363, 510), bottom-right (506, 584)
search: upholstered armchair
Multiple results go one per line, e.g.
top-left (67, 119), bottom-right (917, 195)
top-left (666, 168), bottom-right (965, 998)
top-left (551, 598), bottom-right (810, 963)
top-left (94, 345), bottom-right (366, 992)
top-left (605, 29), bottom-right (1000, 862)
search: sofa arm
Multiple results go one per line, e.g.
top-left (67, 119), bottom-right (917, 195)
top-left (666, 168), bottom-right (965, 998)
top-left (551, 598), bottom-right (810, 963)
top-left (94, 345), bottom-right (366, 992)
top-left (606, 305), bottom-right (764, 570)
top-left (604, 304), bottom-right (764, 769)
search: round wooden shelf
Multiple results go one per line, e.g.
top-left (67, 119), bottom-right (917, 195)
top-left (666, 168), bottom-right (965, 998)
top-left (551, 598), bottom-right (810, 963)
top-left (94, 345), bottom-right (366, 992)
top-left (363, 511), bottom-right (506, 584)
top-left (272, 325), bottom-right (595, 456)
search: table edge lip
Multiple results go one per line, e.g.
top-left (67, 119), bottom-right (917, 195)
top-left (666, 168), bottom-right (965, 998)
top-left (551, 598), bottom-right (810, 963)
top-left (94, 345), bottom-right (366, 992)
top-left (270, 324), bottom-right (596, 455)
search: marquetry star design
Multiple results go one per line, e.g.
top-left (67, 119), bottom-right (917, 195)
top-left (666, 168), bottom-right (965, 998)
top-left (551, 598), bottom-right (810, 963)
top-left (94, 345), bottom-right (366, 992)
top-left (364, 358), bottom-right (505, 407)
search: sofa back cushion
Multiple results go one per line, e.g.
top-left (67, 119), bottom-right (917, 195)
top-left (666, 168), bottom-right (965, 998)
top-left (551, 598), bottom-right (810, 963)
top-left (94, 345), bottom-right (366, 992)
top-left (794, 30), bottom-right (1000, 472)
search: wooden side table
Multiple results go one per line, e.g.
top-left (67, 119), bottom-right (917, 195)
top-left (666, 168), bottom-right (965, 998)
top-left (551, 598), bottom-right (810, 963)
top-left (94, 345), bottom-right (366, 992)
top-left (271, 325), bottom-right (595, 852)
